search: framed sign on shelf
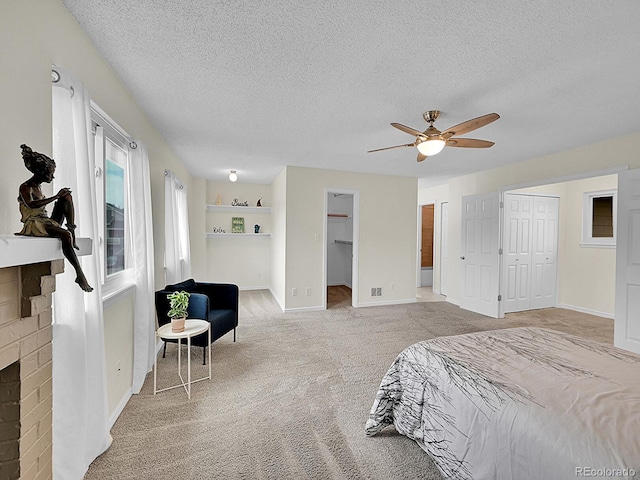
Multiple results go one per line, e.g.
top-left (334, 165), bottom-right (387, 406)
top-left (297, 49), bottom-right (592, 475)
top-left (231, 217), bottom-right (245, 233)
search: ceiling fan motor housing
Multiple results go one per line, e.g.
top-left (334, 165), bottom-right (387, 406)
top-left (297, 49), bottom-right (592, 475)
top-left (423, 110), bottom-right (441, 124)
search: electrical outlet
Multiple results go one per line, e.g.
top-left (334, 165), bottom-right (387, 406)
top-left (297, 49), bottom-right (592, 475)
top-left (390, 282), bottom-right (395, 291)
top-left (305, 287), bottom-right (311, 296)
top-left (371, 287), bottom-right (376, 296)
top-left (376, 287), bottom-right (382, 296)
top-left (292, 288), bottom-right (297, 296)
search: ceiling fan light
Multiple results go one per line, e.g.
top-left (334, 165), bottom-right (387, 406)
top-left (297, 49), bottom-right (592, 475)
top-left (229, 170), bottom-right (238, 182)
top-left (417, 138), bottom-right (446, 156)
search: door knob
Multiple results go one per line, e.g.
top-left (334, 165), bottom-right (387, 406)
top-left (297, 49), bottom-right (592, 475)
top-left (460, 256), bottom-right (465, 260)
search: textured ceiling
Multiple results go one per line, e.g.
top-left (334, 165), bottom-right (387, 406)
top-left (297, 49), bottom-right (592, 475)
top-left (62, 0), bottom-right (640, 187)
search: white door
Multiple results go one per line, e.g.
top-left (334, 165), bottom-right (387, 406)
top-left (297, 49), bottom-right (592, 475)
top-left (503, 194), bottom-right (559, 312)
top-left (460, 193), bottom-right (500, 318)
top-left (440, 202), bottom-right (449, 296)
top-left (530, 196), bottom-right (559, 309)
top-left (614, 168), bottom-right (640, 354)
top-left (503, 194), bottom-right (534, 313)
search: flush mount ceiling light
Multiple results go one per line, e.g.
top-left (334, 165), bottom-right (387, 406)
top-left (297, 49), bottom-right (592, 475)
top-left (228, 170), bottom-right (238, 182)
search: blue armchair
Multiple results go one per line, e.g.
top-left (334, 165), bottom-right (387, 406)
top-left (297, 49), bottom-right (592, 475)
top-left (155, 278), bottom-right (239, 364)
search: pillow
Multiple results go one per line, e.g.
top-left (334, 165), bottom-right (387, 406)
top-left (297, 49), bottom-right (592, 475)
top-left (165, 278), bottom-right (196, 292)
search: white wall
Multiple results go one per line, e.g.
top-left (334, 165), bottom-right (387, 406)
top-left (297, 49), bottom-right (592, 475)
top-left (204, 181), bottom-right (272, 288)
top-left (556, 175), bottom-right (617, 316)
top-left (103, 292), bottom-right (134, 417)
top-left (420, 132), bottom-right (640, 314)
top-left (284, 166), bottom-right (417, 310)
top-left (1, 0), bottom-right (196, 420)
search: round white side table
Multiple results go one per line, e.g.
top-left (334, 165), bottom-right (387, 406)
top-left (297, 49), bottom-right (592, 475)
top-left (154, 319), bottom-right (211, 399)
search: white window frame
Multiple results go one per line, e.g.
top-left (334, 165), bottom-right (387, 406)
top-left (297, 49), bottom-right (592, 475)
top-left (92, 105), bottom-right (135, 298)
top-left (581, 189), bottom-right (617, 248)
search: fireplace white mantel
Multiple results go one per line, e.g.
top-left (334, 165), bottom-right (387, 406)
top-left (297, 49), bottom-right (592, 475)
top-left (0, 235), bottom-right (92, 268)
top-left (0, 235), bottom-right (92, 479)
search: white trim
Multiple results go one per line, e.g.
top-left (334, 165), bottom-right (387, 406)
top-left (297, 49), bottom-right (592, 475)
top-left (238, 285), bottom-right (271, 291)
top-left (581, 189), bottom-right (617, 247)
top-left (447, 297), bottom-right (460, 306)
top-left (358, 298), bottom-right (416, 308)
top-left (323, 188), bottom-right (360, 309)
top-left (500, 165), bottom-right (629, 192)
top-left (108, 388), bottom-right (132, 429)
top-left (284, 305), bottom-right (326, 313)
top-left (556, 303), bottom-right (614, 320)
top-left (91, 102), bottom-right (134, 144)
top-left (102, 282), bottom-right (135, 309)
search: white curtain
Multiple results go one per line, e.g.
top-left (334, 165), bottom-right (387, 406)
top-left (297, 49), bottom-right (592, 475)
top-left (51, 66), bottom-right (111, 479)
top-left (164, 170), bottom-right (192, 284)
top-left (129, 143), bottom-right (156, 393)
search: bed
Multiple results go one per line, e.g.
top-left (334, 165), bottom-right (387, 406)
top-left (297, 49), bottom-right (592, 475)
top-left (365, 327), bottom-right (640, 480)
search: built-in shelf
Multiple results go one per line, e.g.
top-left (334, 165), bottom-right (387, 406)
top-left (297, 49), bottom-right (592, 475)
top-left (334, 239), bottom-right (352, 245)
top-left (206, 233), bottom-right (271, 238)
top-left (327, 213), bottom-right (349, 218)
top-left (206, 205), bottom-right (272, 214)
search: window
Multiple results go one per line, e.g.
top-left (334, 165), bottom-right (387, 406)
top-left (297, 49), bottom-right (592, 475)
top-left (582, 189), bottom-right (617, 247)
top-left (92, 107), bottom-right (134, 293)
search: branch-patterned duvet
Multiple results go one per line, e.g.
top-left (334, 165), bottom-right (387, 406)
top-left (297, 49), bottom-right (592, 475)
top-left (365, 327), bottom-right (640, 479)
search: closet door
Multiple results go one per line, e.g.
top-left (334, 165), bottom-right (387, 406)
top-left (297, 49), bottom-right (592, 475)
top-left (503, 194), bottom-right (534, 313)
top-left (530, 196), bottom-right (559, 309)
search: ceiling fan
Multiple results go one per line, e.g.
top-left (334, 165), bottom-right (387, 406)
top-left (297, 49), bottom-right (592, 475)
top-left (368, 110), bottom-right (500, 162)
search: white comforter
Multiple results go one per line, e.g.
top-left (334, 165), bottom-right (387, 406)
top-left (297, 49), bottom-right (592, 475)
top-left (366, 327), bottom-right (640, 480)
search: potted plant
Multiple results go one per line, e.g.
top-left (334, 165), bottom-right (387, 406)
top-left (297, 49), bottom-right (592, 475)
top-left (167, 290), bottom-right (190, 332)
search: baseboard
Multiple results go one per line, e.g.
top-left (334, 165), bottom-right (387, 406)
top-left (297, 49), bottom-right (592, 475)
top-left (358, 298), bottom-right (416, 308)
top-left (446, 297), bottom-right (460, 306)
top-left (284, 305), bottom-right (325, 312)
top-left (109, 388), bottom-right (132, 429)
top-left (556, 303), bottom-right (614, 319)
top-left (238, 286), bottom-right (271, 291)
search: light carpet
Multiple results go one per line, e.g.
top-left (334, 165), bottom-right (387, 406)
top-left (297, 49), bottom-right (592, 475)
top-left (85, 290), bottom-right (613, 479)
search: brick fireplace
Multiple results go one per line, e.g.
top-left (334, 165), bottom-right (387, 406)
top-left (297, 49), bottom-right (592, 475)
top-left (0, 259), bottom-right (64, 480)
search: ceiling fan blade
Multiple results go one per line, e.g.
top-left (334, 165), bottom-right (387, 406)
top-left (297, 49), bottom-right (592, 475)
top-left (417, 152), bottom-right (427, 162)
top-left (447, 138), bottom-right (495, 148)
top-left (367, 143), bottom-right (414, 153)
top-left (442, 113), bottom-right (500, 137)
top-left (391, 123), bottom-right (423, 137)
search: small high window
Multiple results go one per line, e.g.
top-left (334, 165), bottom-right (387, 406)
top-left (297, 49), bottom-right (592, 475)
top-left (582, 190), bottom-right (616, 247)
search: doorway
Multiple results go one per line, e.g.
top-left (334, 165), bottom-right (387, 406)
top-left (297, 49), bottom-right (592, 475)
top-left (457, 171), bottom-right (620, 319)
top-left (419, 204), bottom-right (435, 287)
top-left (324, 189), bottom-right (359, 309)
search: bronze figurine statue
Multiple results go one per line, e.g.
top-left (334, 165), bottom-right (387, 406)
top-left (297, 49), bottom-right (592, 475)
top-left (16, 144), bottom-right (93, 292)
